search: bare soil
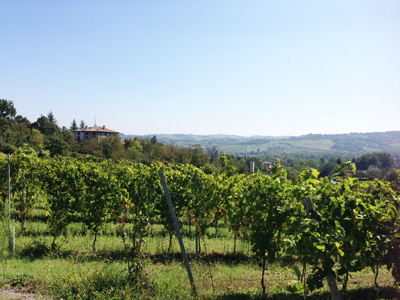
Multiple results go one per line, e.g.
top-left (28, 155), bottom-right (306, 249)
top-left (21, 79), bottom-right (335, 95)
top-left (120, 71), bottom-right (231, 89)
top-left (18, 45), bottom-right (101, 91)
top-left (0, 289), bottom-right (49, 300)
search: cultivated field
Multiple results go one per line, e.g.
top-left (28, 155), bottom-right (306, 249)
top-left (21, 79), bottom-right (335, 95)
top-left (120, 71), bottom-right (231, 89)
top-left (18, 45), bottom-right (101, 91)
top-left (1, 153), bottom-right (399, 299)
top-left (0, 201), bottom-right (399, 300)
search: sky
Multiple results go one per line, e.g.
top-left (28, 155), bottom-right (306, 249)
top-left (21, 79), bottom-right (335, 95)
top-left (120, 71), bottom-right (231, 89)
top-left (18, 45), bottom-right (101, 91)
top-left (1, 1), bottom-right (399, 137)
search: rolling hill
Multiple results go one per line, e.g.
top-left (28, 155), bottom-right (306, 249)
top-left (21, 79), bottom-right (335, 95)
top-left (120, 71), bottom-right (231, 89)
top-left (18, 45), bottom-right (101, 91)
top-left (121, 131), bottom-right (400, 155)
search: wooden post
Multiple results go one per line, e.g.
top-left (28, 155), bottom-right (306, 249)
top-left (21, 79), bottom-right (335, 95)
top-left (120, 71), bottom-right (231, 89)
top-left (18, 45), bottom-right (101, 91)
top-left (21, 169), bottom-right (25, 231)
top-left (159, 169), bottom-right (197, 295)
top-left (12, 226), bottom-right (15, 252)
top-left (195, 170), bottom-right (200, 254)
top-left (8, 153), bottom-right (12, 251)
top-left (326, 272), bottom-right (341, 300)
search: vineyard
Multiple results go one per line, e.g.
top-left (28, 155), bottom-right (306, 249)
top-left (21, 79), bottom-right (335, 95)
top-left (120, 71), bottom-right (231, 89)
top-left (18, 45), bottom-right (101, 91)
top-left (0, 148), bottom-right (400, 300)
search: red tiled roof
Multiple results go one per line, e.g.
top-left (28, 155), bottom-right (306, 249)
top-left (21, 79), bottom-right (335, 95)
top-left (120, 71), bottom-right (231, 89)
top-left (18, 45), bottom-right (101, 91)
top-left (74, 125), bottom-right (119, 134)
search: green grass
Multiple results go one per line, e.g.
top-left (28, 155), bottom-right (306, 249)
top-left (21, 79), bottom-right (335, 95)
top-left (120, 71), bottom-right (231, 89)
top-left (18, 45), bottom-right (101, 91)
top-left (0, 258), bottom-right (143, 299)
top-left (1, 253), bottom-right (398, 300)
top-left (289, 139), bottom-right (334, 150)
top-left (1, 204), bottom-right (399, 300)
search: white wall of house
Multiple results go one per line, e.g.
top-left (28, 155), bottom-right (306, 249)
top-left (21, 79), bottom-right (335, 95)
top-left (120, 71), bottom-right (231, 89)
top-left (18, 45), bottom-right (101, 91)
top-left (75, 131), bottom-right (115, 141)
top-left (76, 132), bottom-right (84, 140)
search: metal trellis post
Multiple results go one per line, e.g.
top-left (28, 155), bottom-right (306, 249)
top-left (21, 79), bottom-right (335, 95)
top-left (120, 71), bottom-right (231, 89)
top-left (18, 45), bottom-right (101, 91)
top-left (159, 169), bottom-right (197, 295)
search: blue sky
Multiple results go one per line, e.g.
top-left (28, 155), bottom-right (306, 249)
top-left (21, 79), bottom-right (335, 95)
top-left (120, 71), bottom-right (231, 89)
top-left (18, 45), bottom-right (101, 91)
top-left (1, 1), bottom-right (399, 136)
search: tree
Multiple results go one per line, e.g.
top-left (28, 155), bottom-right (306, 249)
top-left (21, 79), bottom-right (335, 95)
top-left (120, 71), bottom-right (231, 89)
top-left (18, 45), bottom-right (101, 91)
top-left (80, 138), bottom-right (102, 156)
top-left (285, 166), bottom-right (300, 181)
top-left (0, 99), bottom-right (17, 136)
top-left (100, 135), bottom-right (125, 159)
top-left (125, 138), bottom-right (143, 161)
top-left (61, 126), bottom-right (74, 143)
top-left (45, 135), bottom-right (68, 156)
top-left (47, 111), bottom-right (57, 124)
top-left (31, 115), bottom-right (60, 137)
top-left (306, 159), bottom-right (319, 169)
top-left (79, 120), bottom-right (86, 129)
top-left (12, 118), bottom-right (31, 147)
top-left (0, 99), bottom-right (17, 153)
top-left (206, 145), bottom-right (219, 163)
top-left (0, 99), bottom-right (16, 119)
top-left (29, 129), bottom-right (45, 152)
top-left (319, 159), bottom-right (338, 178)
top-left (70, 119), bottom-right (78, 131)
top-left (366, 166), bottom-right (382, 179)
top-left (150, 135), bottom-right (157, 144)
top-left (189, 144), bottom-right (208, 167)
top-left (375, 152), bottom-right (394, 169)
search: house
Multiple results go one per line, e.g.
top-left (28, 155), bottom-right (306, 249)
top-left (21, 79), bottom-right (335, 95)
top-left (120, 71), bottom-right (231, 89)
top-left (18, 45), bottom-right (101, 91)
top-left (262, 161), bottom-right (273, 170)
top-left (74, 125), bottom-right (119, 142)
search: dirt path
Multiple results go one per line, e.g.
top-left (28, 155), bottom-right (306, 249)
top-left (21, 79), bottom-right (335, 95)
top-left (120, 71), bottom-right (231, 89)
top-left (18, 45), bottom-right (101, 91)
top-left (0, 289), bottom-right (49, 300)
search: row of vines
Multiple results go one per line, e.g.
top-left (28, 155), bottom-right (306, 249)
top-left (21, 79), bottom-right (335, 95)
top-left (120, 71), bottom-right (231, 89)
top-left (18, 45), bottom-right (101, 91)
top-left (1, 149), bottom-right (399, 299)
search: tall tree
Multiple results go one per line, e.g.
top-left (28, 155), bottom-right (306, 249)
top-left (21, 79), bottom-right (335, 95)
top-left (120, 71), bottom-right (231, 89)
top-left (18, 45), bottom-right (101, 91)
top-left (70, 119), bottom-right (78, 131)
top-left (79, 120), bottom-right (86, 129)
top-left (31, 115), bottom-right (60, 137)
top-left (150, 135), bottom-right (157, 144)
top-left (206, 145), bottom-right (219, 164)
top-left (47, 111), bottom-right (57, 124)
top-left (0, 99), bottom-right (17, 152)
top-left (0, 99), bottom-right (16, 119)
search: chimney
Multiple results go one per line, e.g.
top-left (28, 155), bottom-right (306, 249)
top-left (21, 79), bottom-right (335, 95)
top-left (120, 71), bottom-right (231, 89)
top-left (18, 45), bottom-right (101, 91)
top-left (102, 125), bottom-right (105, 129)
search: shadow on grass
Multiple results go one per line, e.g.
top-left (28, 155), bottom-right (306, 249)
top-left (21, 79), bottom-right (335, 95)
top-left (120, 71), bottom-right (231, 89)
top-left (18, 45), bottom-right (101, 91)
top-left (148, 252), bottom-right (296, 267)
top-left (18, 246), bottom-right (129, 262)
top-left (18, 239), bottom-right (51, 260)
top-left (16, 245), bottom-right (295, 267)
top-left (148, 252), bottom-right (260, 265)
top-left (215, 286), bottom-right (400, 300)
top-left (18, 250), bottom-right (260, 265)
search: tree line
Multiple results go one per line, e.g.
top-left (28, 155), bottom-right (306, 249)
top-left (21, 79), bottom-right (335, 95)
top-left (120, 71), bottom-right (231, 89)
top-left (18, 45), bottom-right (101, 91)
top-left (0, 99), bottom-right (398, 187)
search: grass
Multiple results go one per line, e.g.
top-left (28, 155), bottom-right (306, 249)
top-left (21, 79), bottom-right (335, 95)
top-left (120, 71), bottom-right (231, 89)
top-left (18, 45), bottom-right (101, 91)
top-left (0, 204), bottom-right (399, 300)
top-left (1, 253), bottom-right (398, 300)
top-left (0, 258), bottom-right (140, 299)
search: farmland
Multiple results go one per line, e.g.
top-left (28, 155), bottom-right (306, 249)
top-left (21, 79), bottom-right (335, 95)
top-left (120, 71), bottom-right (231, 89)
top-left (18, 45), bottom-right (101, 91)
top-left (219, 139), bottom-right (335, 154)
top-left (1, 214), bottom-right (398, 300)
top-left (125, 131), bottom-right (400, 155)
top-left (0, 150), bottom-right (399, 299)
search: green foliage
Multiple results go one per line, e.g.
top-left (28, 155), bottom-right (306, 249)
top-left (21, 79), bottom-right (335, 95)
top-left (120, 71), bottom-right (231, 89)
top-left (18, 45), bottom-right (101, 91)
top-left (0, 211), bottom-right (9, 260)
top-left (0, 99), bottom-right (16, 120)
top-left (45, 135), bottom-right (68, 156)
top-left (99, 135), bottom-right (126, 159)
top-left (32, 115), bottom-right (60, 137)
top-left (287, 162), bottom-right (399, 298)
top-left (70, 119), bottom-right (78, 131)
top-left (1, 153), bottom-right (399, 298)
top-left (246, 160), bottom-right (292, 263)
top-left (119, 214), bottom-right (151, 286)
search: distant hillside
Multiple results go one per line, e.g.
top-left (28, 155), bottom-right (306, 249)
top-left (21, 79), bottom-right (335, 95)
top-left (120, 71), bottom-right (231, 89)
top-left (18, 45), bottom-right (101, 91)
top-left (120, 131), bottom-right (400, 155)
top-left (120, 133), bottom-right (288, 148)
top-left (219, 131), bottom-right (400, 155)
